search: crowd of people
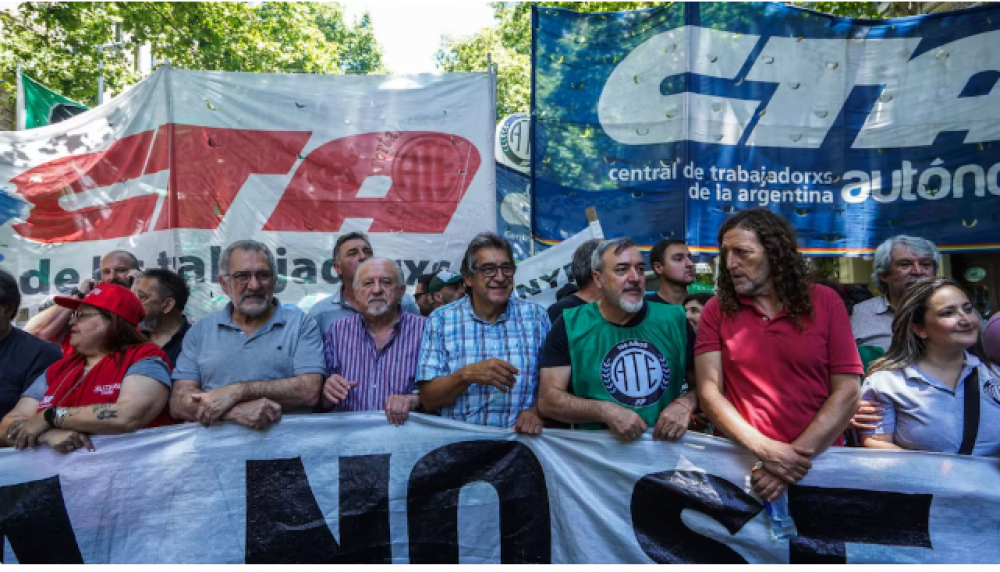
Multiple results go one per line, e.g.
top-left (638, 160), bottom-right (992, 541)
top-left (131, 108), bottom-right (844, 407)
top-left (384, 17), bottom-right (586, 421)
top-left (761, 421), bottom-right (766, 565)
top-left (1, 207), bottom-right (998, 502)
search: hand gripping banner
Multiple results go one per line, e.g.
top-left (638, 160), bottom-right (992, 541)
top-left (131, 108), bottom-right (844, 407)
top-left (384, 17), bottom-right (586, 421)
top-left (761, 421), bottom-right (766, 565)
top-left (0, 67), bottom-right (495, 319)
top-left (532, 2), bottom-right (1000, 255)
top-left (1, 413), bottom-right (999, 564)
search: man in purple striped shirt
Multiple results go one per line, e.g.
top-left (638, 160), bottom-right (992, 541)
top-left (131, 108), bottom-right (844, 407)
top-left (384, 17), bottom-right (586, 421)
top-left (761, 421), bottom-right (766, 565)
top-left (319, 258), bottom-right (427, 425)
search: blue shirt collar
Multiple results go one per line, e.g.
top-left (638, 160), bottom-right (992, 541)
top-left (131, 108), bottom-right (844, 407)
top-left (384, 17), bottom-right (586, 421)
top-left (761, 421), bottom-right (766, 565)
top-left (902, 351), bottom-right (981, 390)
top-left (460, 294), bottom-right (513, 325)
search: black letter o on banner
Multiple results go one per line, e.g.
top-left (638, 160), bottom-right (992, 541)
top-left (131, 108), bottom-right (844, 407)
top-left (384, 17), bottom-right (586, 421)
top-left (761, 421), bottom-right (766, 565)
top-left (407, 440), bottom-right (551, 564)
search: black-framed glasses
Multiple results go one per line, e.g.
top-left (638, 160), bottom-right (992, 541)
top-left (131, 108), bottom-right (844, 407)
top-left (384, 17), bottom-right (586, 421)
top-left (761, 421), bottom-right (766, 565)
top-left (473, 264), bottom-right (516, 278)
top-left (71, 310), bottom-right (103, 322)
top-left (225, 271), bottom-right (274, 285)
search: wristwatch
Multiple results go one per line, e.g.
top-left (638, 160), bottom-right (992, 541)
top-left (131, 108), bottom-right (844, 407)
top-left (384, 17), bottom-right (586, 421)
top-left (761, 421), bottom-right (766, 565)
top-left (70, 288), bottom-right (86, 300)
top-left (43, 407), bottom-right (68, 428)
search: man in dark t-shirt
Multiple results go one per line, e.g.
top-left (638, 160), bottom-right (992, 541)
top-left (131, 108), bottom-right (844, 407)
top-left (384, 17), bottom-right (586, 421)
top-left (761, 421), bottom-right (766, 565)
top-left (645, 239), bottom-right (696, 306)
top-left (134, 269), bottom-right (192, 368)
top-left (547, 238), bottom-right (602, 323)
top-left (0, 269), bottom-right (62, 418)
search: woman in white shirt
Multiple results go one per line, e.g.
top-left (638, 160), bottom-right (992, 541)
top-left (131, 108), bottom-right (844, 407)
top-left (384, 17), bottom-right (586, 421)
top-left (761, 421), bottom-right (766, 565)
top-left (860, 278), bottom-right (1000, 456)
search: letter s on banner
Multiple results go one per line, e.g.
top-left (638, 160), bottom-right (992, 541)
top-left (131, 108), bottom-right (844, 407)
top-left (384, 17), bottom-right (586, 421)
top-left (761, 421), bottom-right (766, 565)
top-left (631, 470), bottom-right (762, 564)
top-left (11, 125), bottom-right (310, 243)
top-left (265, 131), bottom-right (481, 233)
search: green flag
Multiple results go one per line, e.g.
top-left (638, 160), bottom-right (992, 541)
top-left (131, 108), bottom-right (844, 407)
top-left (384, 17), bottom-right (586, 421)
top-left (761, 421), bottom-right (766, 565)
top-left (18, 72), bottom-right (88, 129)
top-left (687, 283), bottom-right (715, 295)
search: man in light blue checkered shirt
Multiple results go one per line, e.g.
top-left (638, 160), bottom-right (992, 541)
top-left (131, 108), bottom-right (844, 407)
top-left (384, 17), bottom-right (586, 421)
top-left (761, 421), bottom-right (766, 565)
top-left (416, 232), bottom-right (550, 432)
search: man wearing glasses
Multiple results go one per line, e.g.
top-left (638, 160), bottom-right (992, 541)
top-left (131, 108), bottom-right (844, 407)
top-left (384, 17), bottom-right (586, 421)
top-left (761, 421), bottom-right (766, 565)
top-left (169, 240), bottom-right (327, 430)
top-left (416, 232), bottom-right (551, 434)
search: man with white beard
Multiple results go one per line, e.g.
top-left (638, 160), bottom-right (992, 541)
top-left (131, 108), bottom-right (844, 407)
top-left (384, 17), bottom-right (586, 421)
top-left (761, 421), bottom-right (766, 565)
top-left (538, 237), bottom-right (697, 441)
top-left (170, 240), bottom-right (326, 430)
top-left (318, 258), bottom-right (427, 425)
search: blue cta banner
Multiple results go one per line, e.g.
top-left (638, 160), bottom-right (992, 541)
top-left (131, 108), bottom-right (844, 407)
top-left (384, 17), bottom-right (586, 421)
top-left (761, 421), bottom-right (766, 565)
top-left (497, 163), bottom-right (532, 261)
top-left (532, 2), bottom-right (1000, 255)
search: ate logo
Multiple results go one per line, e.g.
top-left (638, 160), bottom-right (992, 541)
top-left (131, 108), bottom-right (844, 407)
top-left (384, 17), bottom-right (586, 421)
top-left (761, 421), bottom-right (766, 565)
top-left (9, 125), bottom-right (481, 243)
top-left (601, 339), bottom-right (670, 408)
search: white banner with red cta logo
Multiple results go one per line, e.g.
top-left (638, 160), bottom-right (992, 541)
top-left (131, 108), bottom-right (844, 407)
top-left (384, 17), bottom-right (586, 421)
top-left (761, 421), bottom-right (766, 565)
top-left (1, 413), bottom-right (999, 564)
top-left (0, 66), bottom-right (495, 319)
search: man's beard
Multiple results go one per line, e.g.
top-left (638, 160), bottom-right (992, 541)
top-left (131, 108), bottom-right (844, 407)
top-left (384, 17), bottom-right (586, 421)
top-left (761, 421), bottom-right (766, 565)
top-left (138, 312), bottom-right (162, 332)
top-left (237, 290), bottom-right (271, 317)
top-left (606, 285), bottom-right (644, 313)
top-left (366, 296), bottom-right (390, 317)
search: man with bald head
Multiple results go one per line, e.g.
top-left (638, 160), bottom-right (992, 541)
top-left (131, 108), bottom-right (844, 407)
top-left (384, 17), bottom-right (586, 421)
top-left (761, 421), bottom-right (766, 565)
top-left (319, 257), bottom-right (427, 425)
top-left (25, 250), bottom-right (143, 353)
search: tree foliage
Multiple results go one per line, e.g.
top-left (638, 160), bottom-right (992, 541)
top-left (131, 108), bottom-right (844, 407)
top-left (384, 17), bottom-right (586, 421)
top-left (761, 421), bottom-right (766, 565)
top-left (437, 2), bottom-right (659, 120)
top-left (0, 2), bottom-right (386, 107)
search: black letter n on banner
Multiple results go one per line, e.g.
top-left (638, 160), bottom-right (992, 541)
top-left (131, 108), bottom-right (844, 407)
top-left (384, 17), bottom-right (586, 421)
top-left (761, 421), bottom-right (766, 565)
top-left (0, 476), bottom-right (83, 564)
top-left (631, 470), bottom-right (762, 564)
top-left (245, 455), bottom-right (391, 564)
top-left (407, 441), bottom-right (551, 564)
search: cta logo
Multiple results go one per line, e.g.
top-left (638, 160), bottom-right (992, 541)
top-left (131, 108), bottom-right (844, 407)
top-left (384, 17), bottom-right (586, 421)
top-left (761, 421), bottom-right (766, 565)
top-left (598, 26), bottom-right (1000, 149)
top-left (600, 339), bottom-right (670, 408)
top-left (9, 126), bottom-right (481, 243)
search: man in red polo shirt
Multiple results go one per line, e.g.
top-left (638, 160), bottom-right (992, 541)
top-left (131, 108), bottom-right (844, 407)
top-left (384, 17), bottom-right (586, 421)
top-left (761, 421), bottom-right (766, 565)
top-left (695, 208), bottom-right (862, 502)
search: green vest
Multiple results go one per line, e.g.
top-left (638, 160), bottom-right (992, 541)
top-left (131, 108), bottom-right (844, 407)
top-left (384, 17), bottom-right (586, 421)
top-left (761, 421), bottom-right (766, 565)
top-left (565, 302), bottom-right (688, 429)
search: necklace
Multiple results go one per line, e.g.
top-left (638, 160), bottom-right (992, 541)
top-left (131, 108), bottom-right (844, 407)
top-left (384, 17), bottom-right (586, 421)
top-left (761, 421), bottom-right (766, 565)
top-left (48, 358), bottom-right (101, 407)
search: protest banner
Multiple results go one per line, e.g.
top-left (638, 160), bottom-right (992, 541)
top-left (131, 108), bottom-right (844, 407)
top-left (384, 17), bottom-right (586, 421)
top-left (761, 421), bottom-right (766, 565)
top-left (495, 113), bottom-right (532, 261)
top-left (0, 66), bottom-right (495, 319)
top-left (1, 413), bottom-right (997, 564)
top-left (513, 218), bottom-right (603, 306)
top-left (532, 3), bottom-right (1000, 255)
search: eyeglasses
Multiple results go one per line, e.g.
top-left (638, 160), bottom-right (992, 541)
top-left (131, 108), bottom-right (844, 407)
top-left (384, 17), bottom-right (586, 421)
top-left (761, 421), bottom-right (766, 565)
top-left (225, 271), bottom-right (275, 285)
top-left (473, 264), bottom-right (516, 278)
top-left (71, 310), bottom-right (103, 322)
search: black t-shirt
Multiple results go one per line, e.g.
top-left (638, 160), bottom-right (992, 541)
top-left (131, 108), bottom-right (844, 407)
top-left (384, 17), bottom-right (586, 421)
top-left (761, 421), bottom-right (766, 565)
top-left (0, 328), bottom-right (62, 418)
top-left (142, 318), bottom-right (192, 370)
top-left (540, 302), bottom-right (696, 371)
top-left (644, 292), bottom-right (674, 305)
top-left (547, 293), bottom-right (589, 324)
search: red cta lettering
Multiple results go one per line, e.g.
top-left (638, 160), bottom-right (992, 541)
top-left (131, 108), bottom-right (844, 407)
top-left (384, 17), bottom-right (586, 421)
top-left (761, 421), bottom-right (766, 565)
top-left (264, 131), bottom-right (481, 233)
top-left (12, 125), bottom-right (309, 243)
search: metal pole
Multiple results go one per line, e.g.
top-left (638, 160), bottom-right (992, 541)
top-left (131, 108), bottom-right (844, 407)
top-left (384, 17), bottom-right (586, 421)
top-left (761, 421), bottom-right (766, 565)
top-left (98, 50), bottom-right (104, 105)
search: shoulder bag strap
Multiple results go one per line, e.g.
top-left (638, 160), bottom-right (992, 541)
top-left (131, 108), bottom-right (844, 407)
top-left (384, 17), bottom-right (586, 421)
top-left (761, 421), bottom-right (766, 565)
top-left (958, 367), bottom-right (981, 455)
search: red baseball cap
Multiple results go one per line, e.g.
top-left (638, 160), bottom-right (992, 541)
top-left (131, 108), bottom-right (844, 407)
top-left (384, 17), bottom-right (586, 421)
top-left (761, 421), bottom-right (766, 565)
top-left (54, 283), bottom-right (145, 326)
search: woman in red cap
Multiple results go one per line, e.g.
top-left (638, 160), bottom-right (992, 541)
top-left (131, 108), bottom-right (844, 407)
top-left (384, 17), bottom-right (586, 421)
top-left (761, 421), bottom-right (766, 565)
top-left (1, 283), bottom-right (174, 454)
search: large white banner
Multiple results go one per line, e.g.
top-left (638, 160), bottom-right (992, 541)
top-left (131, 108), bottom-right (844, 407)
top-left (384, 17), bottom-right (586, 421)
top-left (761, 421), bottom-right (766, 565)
top-left (1, 413), bottom-right (998, 564)
top-left (513, 220), bottom-right (603, 307)
top-left (0, 67), bottom-right (495, 320)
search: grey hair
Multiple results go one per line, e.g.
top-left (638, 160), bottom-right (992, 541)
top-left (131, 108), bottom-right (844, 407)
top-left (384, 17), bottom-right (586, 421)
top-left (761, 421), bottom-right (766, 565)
top-left (353, 257), bottom-right (405, 290)
top-left (460, 232), bottom-right (514, 278)
top-left (219, 239), bottom-right (276, 278)
top-left (571, 239), bottom-right (602, 287)
top-left (591, 237), bottom-right (637, 274)
top-left (333, 232), bottom-right (372, 264)
top-left (870, 235), bottom-right (939, 289)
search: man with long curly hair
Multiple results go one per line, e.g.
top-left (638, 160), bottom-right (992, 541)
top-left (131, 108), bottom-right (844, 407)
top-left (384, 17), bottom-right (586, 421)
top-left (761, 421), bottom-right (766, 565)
top-left (694, 208), bottom-right (863, 502)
